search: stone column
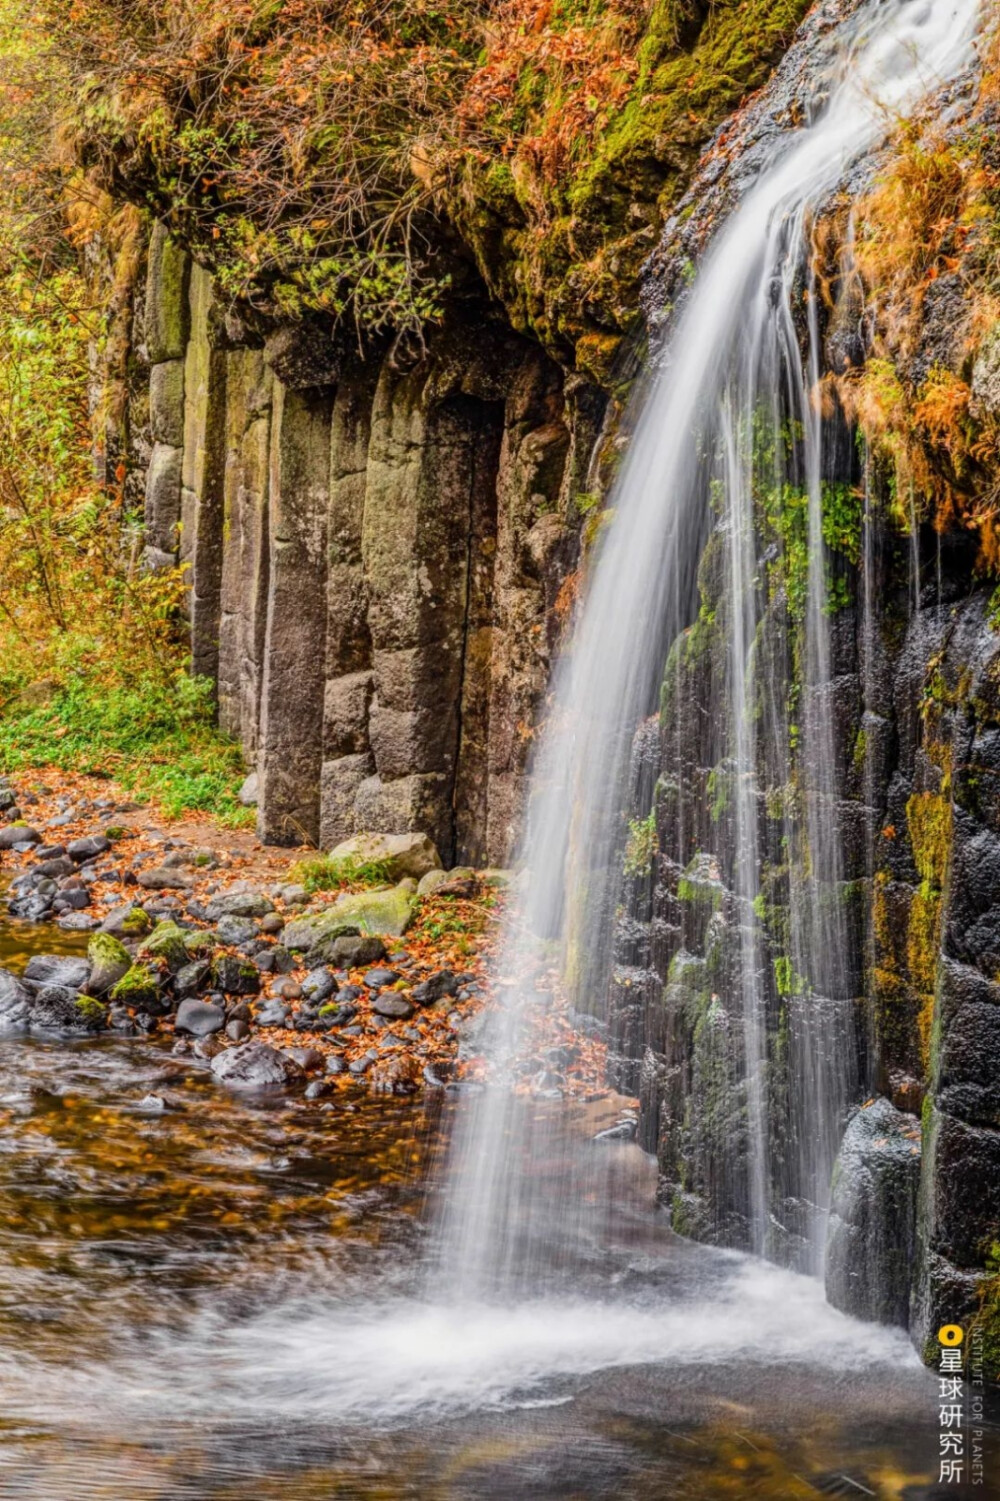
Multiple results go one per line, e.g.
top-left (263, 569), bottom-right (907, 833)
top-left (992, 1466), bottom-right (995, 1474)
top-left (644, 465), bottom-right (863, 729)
top-left (143, 223), bottom-right (190, 568)
top-left (257, 382), bottom-right (332, 844)
top-left (180, 264), bottom-right (227, 682)
top-left (217, 347), bottom-right (273, 754)
top-left (319, 362), bottom-right (378, 848)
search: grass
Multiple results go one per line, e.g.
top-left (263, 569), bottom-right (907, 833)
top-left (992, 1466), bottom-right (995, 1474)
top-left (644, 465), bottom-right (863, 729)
top-left (290, 854), bottom-right (395, 893)
top-left (0, 670), bottom-right (254, 826)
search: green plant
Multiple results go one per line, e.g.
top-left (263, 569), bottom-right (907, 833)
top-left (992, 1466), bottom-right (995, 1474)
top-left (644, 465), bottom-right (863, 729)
top-left (623, 810), bottom-right (657, 876)
top-left (291, 853), bottom-right (394, 894)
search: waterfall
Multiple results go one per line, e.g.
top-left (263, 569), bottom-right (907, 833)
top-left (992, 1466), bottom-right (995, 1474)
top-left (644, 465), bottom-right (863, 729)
top-left (439, 0), bottom-right (983, 1299)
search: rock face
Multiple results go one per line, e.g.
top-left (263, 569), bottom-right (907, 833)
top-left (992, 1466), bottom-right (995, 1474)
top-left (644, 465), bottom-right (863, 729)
top-left (137, 237), bottom-right (600, 864)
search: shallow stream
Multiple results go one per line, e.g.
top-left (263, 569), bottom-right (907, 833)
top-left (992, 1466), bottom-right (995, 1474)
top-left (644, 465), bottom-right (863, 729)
top-left (0, 909), bottom-right (989, 1498)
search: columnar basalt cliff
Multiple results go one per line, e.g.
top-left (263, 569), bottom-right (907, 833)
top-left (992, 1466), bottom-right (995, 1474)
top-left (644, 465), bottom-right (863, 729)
top-left (135, 225), bottom-right (605, 864)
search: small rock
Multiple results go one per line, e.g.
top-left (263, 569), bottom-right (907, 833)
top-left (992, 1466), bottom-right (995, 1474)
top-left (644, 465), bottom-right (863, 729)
top-left (372, 994), bottom-right (415, 1021)
top-left (412, 970), bottom-right (458, 1006)
top-left (301, 968), bottom-right (337, 1004)
top-left (67, 834), bottom-right (110, 863)
top-left (278, 884), bottom-right (310, 906)
top-left (0, 825), bottom-right (40, 849)
top-left (238, 772), bottom-right (259, 807)
top-left (35, 855), bottom-right (75, 879)
top-left (364, 967), bottom-right (401, 989)
top-left (192, 1034), bottom-right (223, 1059)
top-left (304, 1079), bottom-right (330, 1100)
top-left (254, 1003), bottom-right (288, 1029)
top-left (174, 959), bottom-right (211, 999)
top-left (226, 1018), bottom-right (250, 1042)
top-left (138, 866), bottom-right (194, 891)
top-left (100, 902), bottom-right (153, 939)
top-left (329, 935), bottom-right (387, 967)
top-left (0, 969), bottom-right (33, 1027)
top-left (274, 978), bottom-right (302, 1001)
top-left (57, 913), bottom-right (100, 932)
top-left (205, 891), bottom-right (275, 920)
top-left (175, 998), bottom-right (226, 1037)
top-left (107, 1006), bottom-right (135, 1034)
top-left (110, 962), bottom-right (164, 1013)
top-left (348, 1050), bottom-right (377, 1075)
top-left (282, 1045), bottom-right (323, 1073)
top-left (135, 1094), bottom-right (166, 1115)
top-left (211, 1041), bottom-right (304, 1089)
top-left (216, 914), bottom-right (258, 946)
top-left (324, 1055), bottom-right (347, 1076)
top-left (211, 955), bottom-right (261, 996)
top-left (259, 912), bottom-right (284, 936)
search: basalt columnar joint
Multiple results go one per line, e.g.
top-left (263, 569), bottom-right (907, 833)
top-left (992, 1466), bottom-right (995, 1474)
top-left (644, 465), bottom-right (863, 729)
top-left (138, 227), bottom-right (603, 864)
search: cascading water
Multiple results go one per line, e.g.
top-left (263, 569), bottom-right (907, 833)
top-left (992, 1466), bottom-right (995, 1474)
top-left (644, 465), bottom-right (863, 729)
top-left (441, 0), bottom-right (984, 1298)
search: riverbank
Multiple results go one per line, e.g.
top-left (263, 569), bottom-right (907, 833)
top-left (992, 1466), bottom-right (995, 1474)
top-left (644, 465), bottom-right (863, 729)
top-left (0, 767), bottom-right (611, 1104)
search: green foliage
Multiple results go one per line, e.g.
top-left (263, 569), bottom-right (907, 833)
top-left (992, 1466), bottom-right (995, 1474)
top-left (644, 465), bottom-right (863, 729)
top-left (0, 672), bottom-right (253, 825)
top-left (291, 853), bottom-right (394, 894)
top-left (623, 811), bottom-right (657, 876)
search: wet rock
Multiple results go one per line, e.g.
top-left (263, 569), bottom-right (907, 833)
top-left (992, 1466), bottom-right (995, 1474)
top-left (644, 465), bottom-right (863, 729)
top-left (140, 922), bottom-right (192, 972)
top-left (0, 970), bottom-right (33, 1027)
top-left (175, 998), bottom-right (226, 1037)
top-left (372, 994), bottom-right (415, 1020)
top-left (110, 963), bottom-right (169, 1015)
top-left (329, 831), bottom-right (442, 881)
top-left (348, 1050), bottom-right (377, 1075)
top-left (825, 1098), bottom-right (921, 1328)
top-left (318, 1001), bottom-right (357, 1028)
top-left (0, 825), bottom-right (40, 849)
top-left (192, 1033), bottom-right (222, 1059)
top-left (67, 834), bottom-right (110, 863)
top-left (226, 1018), bottom-right (250, 1042)
top-left (304, 1079), bottom-right (331, 1099)
top-left (57, 913), bottom-right (100, 932)
top-left (210, 1041), bottom-right (304, 1089)
top-left (135, 1094), bottom-right (166, 1114)
top-left (371, 1054), bottom-right (420, 1094)
top-left (301, 968), bottom-right (337, 1004)
top-left (107, 1006), bottom-right (136, 1034)
top-left (87, 933), bottom-right (132, 995)
top-left (32, 987), bottom-right (107, 1034)
top-left (35, 855), bottom-right (75, 879)
top-left (324, 1055), bottom-right (347, 1075)
top-left (174, 959), bottom-right (211, 999)
top-left (363, 968), bottom-right (401, 989)
top-left (211, 955), bottom-right (261, 996)
top-left (411, 970), bottom-right (458, 1006)
top-left (215, 914), bottom-right (258, 947)
top-left (205, 890), bottom-right (275, 920)
top-left (254, 1002), bottom-right (288, 1029)
top-left (282, 1045), bottom-right (323, 1072)
top-left (100, 902), bottom-right (153, 939)
top-left (327, 934), bottom-right (387, 967)
top-left (24, 955), bottom-right (91, 990)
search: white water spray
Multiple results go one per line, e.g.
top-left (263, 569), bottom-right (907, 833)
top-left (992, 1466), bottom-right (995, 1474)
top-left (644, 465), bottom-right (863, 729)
top-left (441, 0), bottom-right (983, 1296)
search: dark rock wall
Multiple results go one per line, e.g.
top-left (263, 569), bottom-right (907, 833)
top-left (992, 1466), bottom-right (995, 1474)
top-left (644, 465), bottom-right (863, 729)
top-left (137, 226), bottom-right (603, 864)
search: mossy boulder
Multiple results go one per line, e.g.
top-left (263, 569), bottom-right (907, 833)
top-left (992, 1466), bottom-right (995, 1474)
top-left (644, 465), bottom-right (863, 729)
top-left (100, 902), bottom-right (153, 939)
top-left (140, 922), bottom-right (192, 973)
top-left (282, 883), bottom-right (415, 951)
top-left (211, 955), bottom-right (261, 996)
top-left (87, 932), bottom-right (132, 995)
top-left (110, 963), bottom-right (161, 1011)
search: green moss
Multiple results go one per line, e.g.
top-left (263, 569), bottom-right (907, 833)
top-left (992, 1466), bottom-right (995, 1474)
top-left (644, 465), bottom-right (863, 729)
top-left (109, 963), bottom-right (160, 1009)
top-left (623, 811), bottom-right (657, 877)
top-left (139, 922), bottom-right (191, 972)
top-left (118, 906), bottom-right (152, 938)
top-left (906, 790), bottom-right (952, 888)
top-left (87, 931), bottom-right (130, 971)
top-left (75, 995), bottom-right (107, 1026)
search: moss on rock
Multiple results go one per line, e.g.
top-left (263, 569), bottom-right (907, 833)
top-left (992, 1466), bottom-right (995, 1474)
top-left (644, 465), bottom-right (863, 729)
top-left (109, 963), bottom-right (160, 1010)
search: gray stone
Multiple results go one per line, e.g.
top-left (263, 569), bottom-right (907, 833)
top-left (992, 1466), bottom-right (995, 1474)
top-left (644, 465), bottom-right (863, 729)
top-left (372, 994), bottom-right (414, 1020)
top-left (144, 442), bottom-right (183, 555)
top-left (328, 934), bottom-right (387, 967)
top-left (174, 959), bottom-right (211, 999)
top-left (205, 890), bottom-right (274, 919)
top-left (31, 987), bottom-right (106, 1035)
top-left (67, 835), bottom-right (110, 863)
top-left (238, 772), bottom-right (259, 807)
top-left (175, 998), bottom-right (226, 1037)
top-left (330, 831), bottom-right (442, 881)
top-left (24, 955), bottom-right (91, 990)
top-left (138, 865), bottom-right (195, 891)
top-left (215, 914), bottom-right (258, 946)
top-left (0, 825), bottom-right (40, 849)
top-left (0, 970), bottom-right (32, 1027)
top-left (301, 968), bottom-right (337, 1004)
top-left (318, 752), bottom-right (373, 847)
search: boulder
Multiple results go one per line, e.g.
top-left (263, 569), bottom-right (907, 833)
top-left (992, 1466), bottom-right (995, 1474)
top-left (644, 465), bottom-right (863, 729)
top-left (140, 921), bottom-right (192, 972)
top-left (825, 1097), bottom-right (921, 1328)
top-left (138, 866), bottom-right (195, 891)
top-left (67, 835), bottom-right (110, 863)
top-left (211, 955), bottom-right (261, 996)
top-left (210, 1041), bottom-right (305, 1089)
top-left (23, 955), bottom-right (91, 991)
top-left (329, 831), bottom-right (442, 882)
top-left (0, 825), bottom-right (40, 849)
top-left (282, 883), bottom-right (414, 950)
top-left (31, 986), bottom-right (107, 1034)
top-left (215, 914), bottom-right (258, 946)
top-left (0, 969), bottom-right (33, 1027)
top-left (109, 963), bottom-right (162, 1012)
top-left (372, 994), bottom-right (415, 1020)
top-left (87, 933), bottom-right (132, 995)
top-left (174, 959), bottom-right (211, 999)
